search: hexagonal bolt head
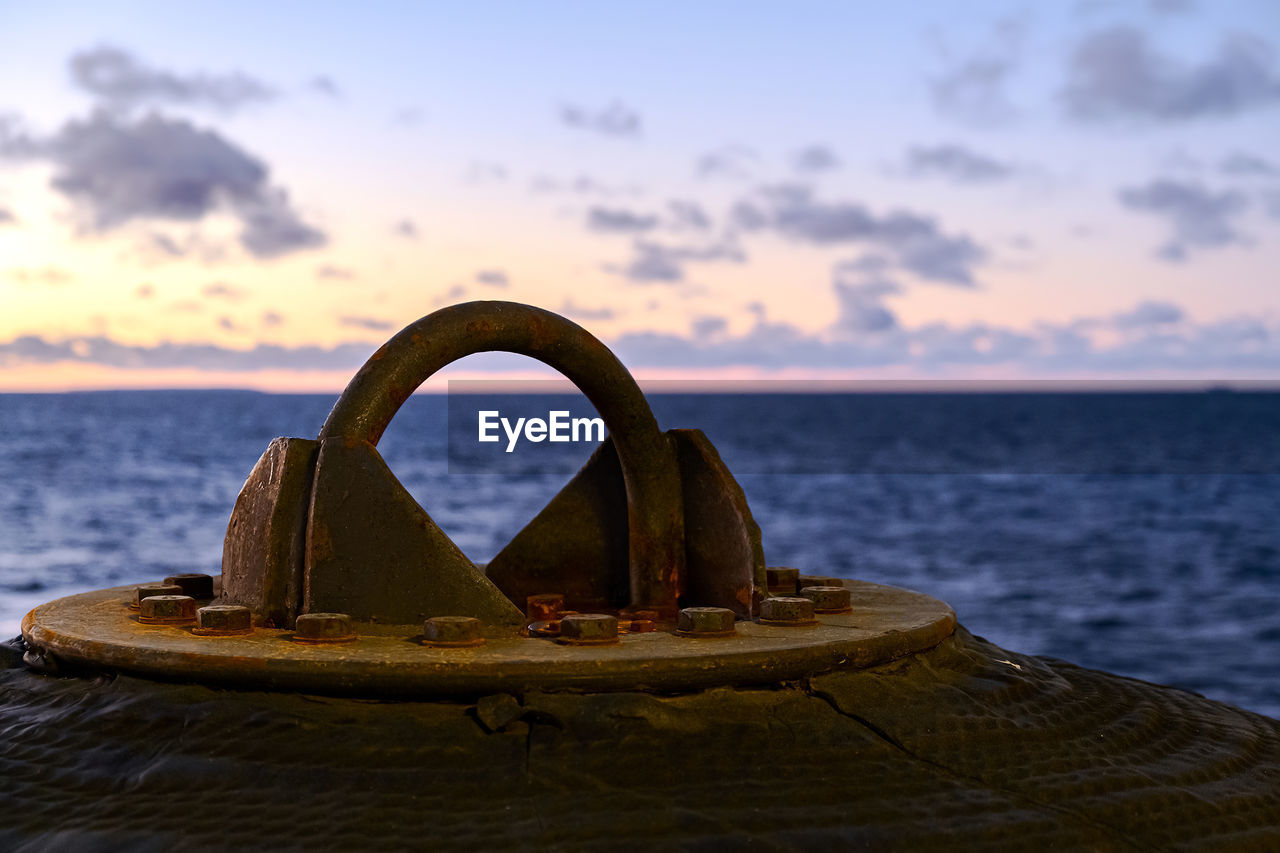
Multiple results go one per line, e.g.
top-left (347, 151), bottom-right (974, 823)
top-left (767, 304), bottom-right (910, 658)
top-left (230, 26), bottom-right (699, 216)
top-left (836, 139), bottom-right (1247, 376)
top-left (798, 575), bottom-right (844, 589)
top-left (196, 604), bottom-right (253, 634)
top-left (557, 613), bottom-right (619, 645)
top-left (423, 616), bottom-right (485, 647)
top-left (138, 594), bottom-right (197, 624)
top-left (766, 566), bottom-right (800, 595)
top-left (759, 596), bottom-right (817, 626)
top-left (676, 607), bottom-right (737, 637)
top-left (133, 583), bottom-right (182, 608)
top-left (525, 593), bottom-right (564, 623)
top-left (163, 573), bottom-right (215, 599)
top-left (798, 585), bottom-right (852, 613)
top-left (294, 612), bottom-right (356, 643)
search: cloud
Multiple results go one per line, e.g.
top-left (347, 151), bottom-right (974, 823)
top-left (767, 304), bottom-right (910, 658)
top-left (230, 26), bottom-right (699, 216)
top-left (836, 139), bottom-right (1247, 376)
top-left (0, 111), bottom-right (326, 259)
top-left (1112, 299), bottom-right (1184, 327)
top-left (0, 206), bottom-right (15, 225)
top-left (559, 101), bottom-right (641, 137)
top-left (791, 145), bottom-right (841, 173)
top-left (338, 315), bottom-right (395, 332)
top-left (1116, 179), bottom-right (1249, 260)
top-left (929, 17), bottom-right (1024, 125)
top-left (692, 316), bottom-right (727, 339)
top-left (732, 184), bottom-right (986, 286)
top-left (306, 76), bottom-right (340, 98)
top-left (261, 310), bottom-right (284, 327)
top-left (1062, 28), bottom-right (1280, 122)
top-left (559, 299), bottom-right (615, 321)
top-left (1149, 0), bottom-right (1195, 13)
top-left (6, 299), bottom-right (1280, 374)
top-left (316, 264), bottom-right (356, 281)
top-left (606, 237), bottom-right (747, 284)
top-left (1220, 151), bottom-right (1278, 177)
top-left (200, 281), bottom-right (245, 300)
top-left (667, 199), bottom-right (711, 231)
top-left (5, 266), bottom-right (75, 286)
top-left (901, 143), bottom-right (1015, 183)
top-left (466, 161), bottom-right (508, 183)
top-left (695, 146), bottom-right (757, 180)
top-left (135, 283), bottom-right (154, 299)
top-left (475, 269), bottom-right (509, 287)
top-left (832, 263), bottom-right (902, 335)
top-left (529, 174), bottom-right (630, 196)
top-left (69, 46), bottom-right (275, 112)
top-left (586, 206), bottom-right (659, 233)
top-left (392, 219), bottom-right (419, 239)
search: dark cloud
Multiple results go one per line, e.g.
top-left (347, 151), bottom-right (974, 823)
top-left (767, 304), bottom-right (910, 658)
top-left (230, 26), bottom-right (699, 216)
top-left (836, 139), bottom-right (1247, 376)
top-left (692, 316), bottom-right (727, 339)
top-left (694, 146), bottom-right (757, 180)
top-left (217, 315), bottom-right (239, 332)
top-left (587, 206), bottom-right (659, 234)
top-left (667, 199), bottom-right (711, 231)
top-left (0, 111), bottom-right (326, 259)
top-left (606, 238), bottom-right (747, 284)
top-left (9, 302), bottom-right (1280, 373)
top-left (201, 281), bottom-right (245, 300)
top-left (901, 143), bottom-right (1014, 183)
top-left (5, 266), bottom-right (75, 286)
top-left (1113, 299), bottom-right (1184, 328)
top-left (475, 269), bottom-right (509, 287)
top-left (791, 145), bottom-right (841, 173)
top-left (1220, 151), bottom-right (1278, 177)
top-left (834, 280), bottom-right (900, 334)
top-left (69, 46), bottom-right (275, 112)
top-left (1062, 28), bottom-right (1280, 122)
top-left (392, 219), bottom-right (419, 239)
top-left (316, 264), bottom-right (356, 281)
top-left (0, 206), bottom-right (16, 225)
top-left (732, 184), bottom-right (986, 286)
top-left (930, 17), bottom-right (1024, 125)
top-left (1117, 179), bottom-right (1249, 261)
top-left (338, 315), bottom-right (395, 332)
top-left (261, 311), bottom-right (284, 328)
top-left (559, 101), bottom-right (641, 137)
top-left (560, 299), bottom-right (615, 321)
top-left (0, 334), bottom-right (375, 371)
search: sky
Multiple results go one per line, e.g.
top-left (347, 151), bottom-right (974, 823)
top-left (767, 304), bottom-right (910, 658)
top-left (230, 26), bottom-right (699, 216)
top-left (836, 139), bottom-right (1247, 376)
top-left (1, 0), bottom-right (1279, 390)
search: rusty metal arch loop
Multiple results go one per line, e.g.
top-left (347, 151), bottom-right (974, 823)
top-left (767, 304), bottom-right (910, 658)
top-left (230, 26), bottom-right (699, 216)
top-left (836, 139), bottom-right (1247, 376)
top-left (319, 300), bottom-right (684, 614)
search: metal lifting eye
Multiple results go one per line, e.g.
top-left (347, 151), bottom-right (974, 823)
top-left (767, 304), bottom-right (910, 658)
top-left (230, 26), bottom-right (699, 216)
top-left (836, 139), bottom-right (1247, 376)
top-left (221, 300), bottom-right (766, 627)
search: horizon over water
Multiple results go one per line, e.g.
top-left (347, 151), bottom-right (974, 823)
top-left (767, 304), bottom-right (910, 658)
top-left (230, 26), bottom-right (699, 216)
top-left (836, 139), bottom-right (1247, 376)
top-left (1, 389), bottom-right (1277, 718)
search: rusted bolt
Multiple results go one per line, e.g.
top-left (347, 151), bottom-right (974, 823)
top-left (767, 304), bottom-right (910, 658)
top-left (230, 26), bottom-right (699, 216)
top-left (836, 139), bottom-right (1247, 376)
top-left (293, 612), bottom-right (356, 643)
top-left (131, 583), bottom-right (182, 610)
top-left (526, 593), bottom-right (564, 623)
top-left (676, 607), bottom-right (736, 637)
top-left (798, 575), bottom-right (844, 589)
top-left (759, 596), bottom-right (817, 626)
top-left (138, 595), bottom-right (197, 625)
top-left (423, 616), bottom-right (485, 648)
top-left (163, 573), bottom-right (215, 599)
top-left (193, 605), bottom-right (253, 636)
top-left (556, 614), bottom-right (619, 645)
top-left (766, 567), bottom-right (800, 596)
top-left (798, 585), bottom-right (853, 614)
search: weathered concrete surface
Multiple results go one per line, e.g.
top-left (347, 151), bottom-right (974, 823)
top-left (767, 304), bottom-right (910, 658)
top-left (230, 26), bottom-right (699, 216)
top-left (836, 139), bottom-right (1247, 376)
top-left (1, 628), bottom-right (1276, 851)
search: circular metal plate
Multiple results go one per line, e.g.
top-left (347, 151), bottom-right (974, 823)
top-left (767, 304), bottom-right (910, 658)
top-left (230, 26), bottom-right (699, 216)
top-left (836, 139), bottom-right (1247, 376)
top-left (22, 579), bottom-right (956, 695)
